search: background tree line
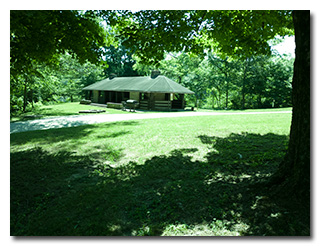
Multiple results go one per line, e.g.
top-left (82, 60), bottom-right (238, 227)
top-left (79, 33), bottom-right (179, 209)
top-left (10, 53), bottom-right (104, 114)
top-left (142, 52), bottom-right (294, 110)
top-left (10, 44), bottom-right (293, 115)
top-left (10, 43), bottom-right (138, 115)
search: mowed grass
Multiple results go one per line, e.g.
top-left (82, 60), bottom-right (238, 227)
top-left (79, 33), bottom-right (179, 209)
top-left (10, 113), bottom-right (291, 165)
top-left (10, 112), bottom-right (308, 236)
top-left (10, 102), bottom-right (130, 122)
top-left (11, 102), bottom-right (292, 123)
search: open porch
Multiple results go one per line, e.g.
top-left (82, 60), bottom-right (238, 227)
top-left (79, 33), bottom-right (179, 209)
top-left (85, 90), bottom-right (186, 111)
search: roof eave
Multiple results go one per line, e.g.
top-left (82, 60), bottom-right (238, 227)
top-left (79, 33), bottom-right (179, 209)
top-left (82, 88), bottom-right (194, 94)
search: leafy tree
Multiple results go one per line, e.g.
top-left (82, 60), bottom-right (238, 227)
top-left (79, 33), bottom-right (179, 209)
top-left (226, 55), bottom-right (293, 109)
top-left (156, 51), bottom-right (292, 110)
top-left (266, 56), bottom-right (294, 107)
top-left (10, 52), bottom-right (105, 115)
top-left (55, 53), bottom-right (104, 102)
top-left (10, 10), bottom-right (106, 77)
top-left (104, 10), bottom-right (309, 203)
top-left (159, 53), bottom-right (206, 107)
top-left (208, 55), bottom-right (241, 109)
top-left (103, 45), bottom-right (139, 77)
top-left (10, 10), bottom-right (106, 111)
top-left (107, 10), bottom-right (292, 65)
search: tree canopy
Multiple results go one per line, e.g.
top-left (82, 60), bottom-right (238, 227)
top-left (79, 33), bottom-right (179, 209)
top-left (10, 10), bottom-right (108, 112)
top-left (103, 10), bottom-right (294, 64)
top-left (10, 10), bottom-right (107, 79)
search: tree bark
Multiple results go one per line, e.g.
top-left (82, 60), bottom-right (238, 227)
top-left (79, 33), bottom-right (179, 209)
top-left (211, 90), bottom-right (215, 109)
top-left (225, 74), bottom-right (229, 109)
top-left (23, 78), bottom-right (28, 112)
top-left (241, 59), bottom-right (249, 109)
top-left (271, 11), bottom-right (310, 201)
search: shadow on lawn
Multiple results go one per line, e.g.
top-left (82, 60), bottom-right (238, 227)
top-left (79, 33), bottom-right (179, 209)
top-left (10, 132), bottom-right (309, 236)
top-left (10, 121), bottom-right (139, 146)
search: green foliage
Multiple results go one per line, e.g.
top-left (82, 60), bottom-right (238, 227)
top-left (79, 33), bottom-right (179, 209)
top-left (10, 53), bottom-right (105, 116)
top-left (10, 10), bottom-right (107, 114)
top-left (203, 11), bottom-right (293, 57)
top-left (11, 10), bottom-right (294, 114)
top-left (133, 51), bottom-right (293, 110)
top-left (10, 10), bottom-right (106, 78)
top-left (101, 10), bottom-right (294, 110)
top-left (103, 44), bottom-right (139, 77)
top-left (207, 54), bottom-right (294, 109)
top-left (55, 53), bottom-right (105, 102)
top-left (117, 10), bottom-right (209, 65)
top-left (105, 10), bottom-right (293, 65)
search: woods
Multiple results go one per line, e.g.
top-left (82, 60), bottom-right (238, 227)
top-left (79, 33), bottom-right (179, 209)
top-left (10, 10), bottom-right (310, 236)
top-left (156, 52), bottom-right (293, 109)
top-left (10, 38), bottom-right (294, 115)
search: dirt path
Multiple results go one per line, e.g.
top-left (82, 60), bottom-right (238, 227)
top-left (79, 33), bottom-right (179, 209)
top-left (10, 111), bottom-right (292, 134)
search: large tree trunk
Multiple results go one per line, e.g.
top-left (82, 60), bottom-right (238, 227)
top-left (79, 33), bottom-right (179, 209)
top-left (271, 11), bottom-right (310, 201)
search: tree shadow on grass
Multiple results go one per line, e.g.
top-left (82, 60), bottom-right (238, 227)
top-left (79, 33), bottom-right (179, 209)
top-left (198, 132), bottom-right (289, 182)
top-left (10, 132), bottom-right (309, 236)
top-left (10, 120), bottom-right (139, 147)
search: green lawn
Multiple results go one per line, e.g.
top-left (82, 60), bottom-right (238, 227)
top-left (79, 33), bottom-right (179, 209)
top-left (10, 111), bottom-right (308, 236)
top-left (196, 107), bottom-right (292, 113)
top-left (10, 102), bottom-right (292, 123)
top-left (10, 102), bottom-right (131, 122)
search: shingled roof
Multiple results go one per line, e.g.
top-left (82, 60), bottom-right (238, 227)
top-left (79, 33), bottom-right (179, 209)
top-left (82, 75), bottom-right (194, 94)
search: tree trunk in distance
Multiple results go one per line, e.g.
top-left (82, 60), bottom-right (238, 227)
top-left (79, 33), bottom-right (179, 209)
top-left (241, 59), bottom-right (248, 109)
top-left (23, 78), bottom-right (28, 112)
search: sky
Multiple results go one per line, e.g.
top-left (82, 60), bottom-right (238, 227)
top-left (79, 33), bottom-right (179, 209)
top-left (271, 36), bottom-right (296, 57)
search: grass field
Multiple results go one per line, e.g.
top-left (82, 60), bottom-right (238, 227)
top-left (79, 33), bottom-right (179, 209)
top-left (10, 102), bottom-right (130, 122)
top-left (10, 102), bottom-right (292, 123)
top-left (10, 109), bottom-right (309, 236)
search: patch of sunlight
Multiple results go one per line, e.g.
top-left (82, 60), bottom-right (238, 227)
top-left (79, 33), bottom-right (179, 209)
top-left (161, 220), bottom-right (249, 236)
top-left (191, 147), bottom-right (212, 162)
top-left (131, 225), bottom-right (153, 236)
top-left (109, 224), bottom-right (122, 232)
top-left (270, 212), bottom-right (282, 218)
top-left (239, 174), bottom-right (252, 179)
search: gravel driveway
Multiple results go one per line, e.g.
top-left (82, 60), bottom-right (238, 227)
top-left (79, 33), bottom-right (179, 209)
top-left (10, 111), bottom-right (291, 134)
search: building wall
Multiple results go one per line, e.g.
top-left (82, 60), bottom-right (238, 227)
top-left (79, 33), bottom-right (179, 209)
top-left (93, 90), bottom-right (99, 103)
top-left (130, 92), bottom-right (140, 101)
top-left (154, 93), bottom-right (166, 101)
top-left (91, 90), bottom-right (178, 106)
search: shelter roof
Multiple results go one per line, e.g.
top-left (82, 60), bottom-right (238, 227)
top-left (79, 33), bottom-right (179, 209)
top-left (82, 75), bottom-right (194, 94)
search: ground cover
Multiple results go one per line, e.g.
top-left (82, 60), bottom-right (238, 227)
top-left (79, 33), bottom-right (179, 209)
top-left (10, 102), bottom-right (130, 122)
top-left (10, 111), bottom-right (309, 236)
top-left (196, 107), bottom-right (292, 113)
top-left (11, 102), bottom-right (292, 123)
